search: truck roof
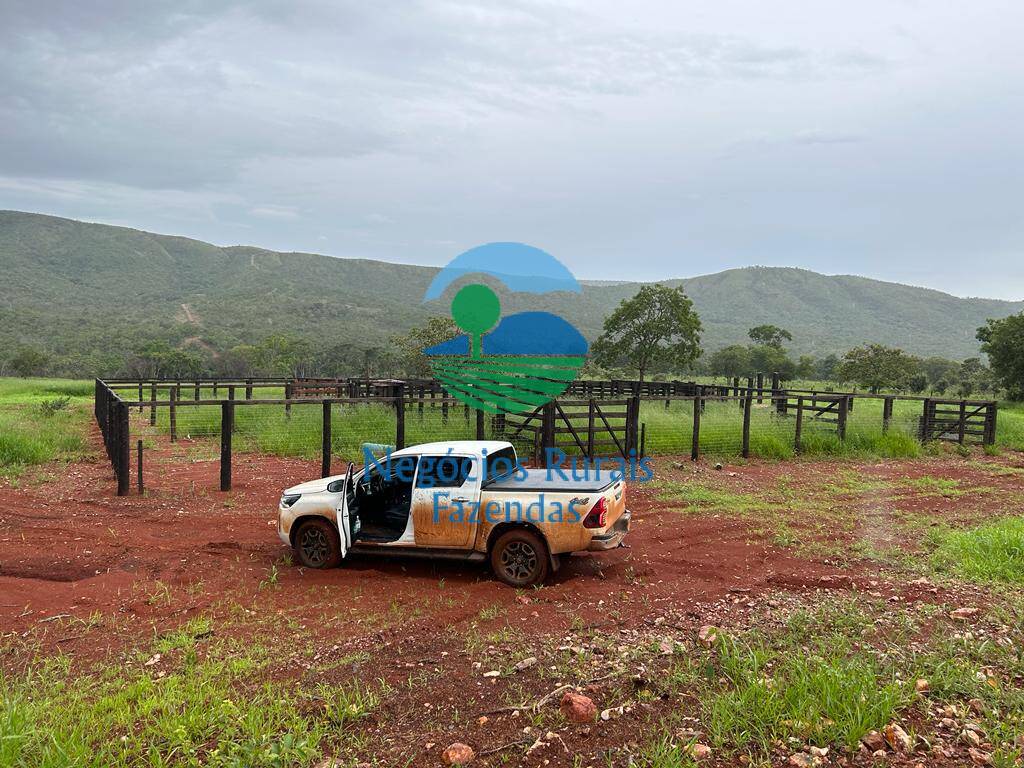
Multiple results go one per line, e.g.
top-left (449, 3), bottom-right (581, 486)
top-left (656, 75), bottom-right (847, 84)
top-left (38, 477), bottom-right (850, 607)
top-left (391, 440), bottom-right (514, 457)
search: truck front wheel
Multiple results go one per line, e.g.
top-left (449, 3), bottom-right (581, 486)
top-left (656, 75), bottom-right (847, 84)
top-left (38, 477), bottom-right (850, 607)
top-left (490, 529), bottom-right (550, 587)
top-left (294, 518), bottom-right (342, 569)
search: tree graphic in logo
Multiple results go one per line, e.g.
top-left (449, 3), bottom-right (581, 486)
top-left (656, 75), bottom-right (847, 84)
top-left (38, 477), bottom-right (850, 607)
top-left (423, 243), bottom-right (588, 414)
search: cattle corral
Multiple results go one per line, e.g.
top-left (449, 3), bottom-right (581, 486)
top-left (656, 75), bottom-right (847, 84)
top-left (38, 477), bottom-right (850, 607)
top-left (94, 376), bottom-right (999, 496)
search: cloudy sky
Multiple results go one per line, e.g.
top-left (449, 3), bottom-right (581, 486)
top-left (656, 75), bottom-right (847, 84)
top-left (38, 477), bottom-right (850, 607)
top-left (1, 0), bottom-right (1022, 298)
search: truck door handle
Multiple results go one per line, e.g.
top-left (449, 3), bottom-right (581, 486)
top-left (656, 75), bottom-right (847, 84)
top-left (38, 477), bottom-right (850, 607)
top-left (451, 496), bottom-right (471, 503)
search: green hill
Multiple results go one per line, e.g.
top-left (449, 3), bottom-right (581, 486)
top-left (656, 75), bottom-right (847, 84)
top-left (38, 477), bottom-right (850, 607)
top-left (1, 210), bottom-right (1020, 374)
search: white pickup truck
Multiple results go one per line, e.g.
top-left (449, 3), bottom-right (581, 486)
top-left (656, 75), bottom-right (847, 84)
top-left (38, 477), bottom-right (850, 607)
top-left (277, 440), bottom-right (630, 586)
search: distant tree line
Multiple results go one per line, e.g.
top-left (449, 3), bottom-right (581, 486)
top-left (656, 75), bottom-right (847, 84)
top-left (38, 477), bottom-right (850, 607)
top-left (2, 280), bottom-right (1022, 401)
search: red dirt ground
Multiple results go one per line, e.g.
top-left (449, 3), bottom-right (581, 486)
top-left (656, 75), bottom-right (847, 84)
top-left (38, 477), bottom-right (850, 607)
top-left (1, 427), bottom-right (1019, 766)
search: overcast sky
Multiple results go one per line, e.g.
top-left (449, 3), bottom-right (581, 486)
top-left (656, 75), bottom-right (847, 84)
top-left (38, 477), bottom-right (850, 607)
top-left (1, 1), bottom-right (1022, 299)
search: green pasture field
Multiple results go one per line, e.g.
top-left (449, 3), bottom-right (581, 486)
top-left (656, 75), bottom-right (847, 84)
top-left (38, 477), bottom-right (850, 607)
top-left (0, 378), bottom-right (93, 479)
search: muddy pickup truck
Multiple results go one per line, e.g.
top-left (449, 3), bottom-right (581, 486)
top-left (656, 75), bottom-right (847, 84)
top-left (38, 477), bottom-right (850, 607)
top-left (277, 440), bottom-right (630, 586)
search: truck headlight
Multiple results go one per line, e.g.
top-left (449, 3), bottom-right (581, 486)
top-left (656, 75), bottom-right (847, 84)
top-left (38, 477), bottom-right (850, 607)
top-left (280, 494), bottom-right (301, 508)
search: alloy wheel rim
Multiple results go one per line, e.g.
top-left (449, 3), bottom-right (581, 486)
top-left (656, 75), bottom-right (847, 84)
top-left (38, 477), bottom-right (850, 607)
top-left (500, 541), bottom-right (537, 581)
top-left (301, 527), bottom-right (329, 566)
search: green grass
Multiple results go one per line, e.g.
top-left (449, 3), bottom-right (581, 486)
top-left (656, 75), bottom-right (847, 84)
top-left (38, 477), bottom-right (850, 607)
top-left (0, 621), bottom-right (388, 768)
top-left (638, 596), bottom-right (1024, 763)
top-left (0, 378), bottom-right (92, 478)
top-left (639, 398), bottom-right (924, 461)
top-left (702, 631), bottom-right (908, 752)
top-left (929, 516), bottom-right (1024, 583)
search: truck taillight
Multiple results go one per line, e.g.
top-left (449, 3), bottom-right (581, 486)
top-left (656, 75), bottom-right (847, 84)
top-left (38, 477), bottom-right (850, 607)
top-left (583, 497), bottom-right (607, 529)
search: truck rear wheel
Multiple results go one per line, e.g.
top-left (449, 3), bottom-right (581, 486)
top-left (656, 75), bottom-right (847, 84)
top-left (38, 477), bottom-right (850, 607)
top-left (490, 529), bottom-right (550, 587)
top-left (294, 518), bottom-right (342, 569)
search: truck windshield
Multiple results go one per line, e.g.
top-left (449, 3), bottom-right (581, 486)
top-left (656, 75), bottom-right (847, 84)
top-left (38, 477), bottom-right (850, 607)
top-left (484, 447), bottom-right (518, 483)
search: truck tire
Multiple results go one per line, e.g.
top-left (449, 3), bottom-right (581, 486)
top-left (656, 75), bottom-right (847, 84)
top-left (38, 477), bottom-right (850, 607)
top-left (293, 518), bottom-right (342, 569)
top-left (490, 529), bottom-right (550, 587)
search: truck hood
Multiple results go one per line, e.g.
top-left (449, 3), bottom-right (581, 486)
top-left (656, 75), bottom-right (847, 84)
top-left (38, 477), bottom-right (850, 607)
top-left (284, 473), bottom-right (347, 495)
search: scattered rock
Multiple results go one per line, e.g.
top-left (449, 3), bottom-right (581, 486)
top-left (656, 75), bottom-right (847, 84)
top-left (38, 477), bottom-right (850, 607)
top-left (883, 723), bottom-right (912, 752)
top-left (441, 742), bottom-right (475, 765)
top-left (144, 653), bottom-right (161, 667)
top-left (698, 625), bottom-right (720, 646)
top-left (862, 730), bottom-right (886, 752)
top-left (559, 691), bottom-right (597, 723)
top-left (482, 670), bottom-right (500, 678)
top-left (968, 747), bottom-right (993, 765)
top-left (686, 743), bottom-right (712, 761)
top-left (477, 716), bottom-right (488, 726)
top-left (950, 607), bottom-right (980, 620)
top-left (872, 749), bottom-right (887, 759)
top-left (513, 656), bottom-right (537, 671)
top-left (915, 678), bottom-right (930, 693)
top-left (714, 463), bottom-right (723, 471)
top-left (960, 729), bottom-right (982, 747)
top-left (968, 698), bottom-right (985, 715)
top-left (809, 746), bottom-right (829, 758)
top-left (788, 753), bottom-right (814, 767)
top-left (600, 706), bottom-right (624, 721)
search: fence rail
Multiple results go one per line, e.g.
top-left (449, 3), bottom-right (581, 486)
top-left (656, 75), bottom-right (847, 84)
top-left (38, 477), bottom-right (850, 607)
top-left (94, 375), bottom-right (998, 496)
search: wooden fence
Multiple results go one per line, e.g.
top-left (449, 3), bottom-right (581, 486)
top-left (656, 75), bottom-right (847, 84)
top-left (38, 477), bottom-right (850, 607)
top-left (94, 376), bottom-right (998, 496)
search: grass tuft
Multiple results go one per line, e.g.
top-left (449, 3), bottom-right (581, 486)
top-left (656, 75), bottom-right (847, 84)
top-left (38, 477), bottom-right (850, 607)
top-left (929, 517), bottom-right (1024, 583)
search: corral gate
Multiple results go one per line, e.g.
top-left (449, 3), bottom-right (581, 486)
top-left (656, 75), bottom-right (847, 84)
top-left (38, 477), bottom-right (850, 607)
top-left (501, 398), bottom-right (639, 464)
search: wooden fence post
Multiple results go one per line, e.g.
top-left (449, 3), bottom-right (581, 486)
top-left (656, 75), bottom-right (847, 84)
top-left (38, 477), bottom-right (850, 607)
top-left (137, 439), bottom-right (144, 495)
top-left (284, 382), bottom-right (292, 419)
top-left (756, 373), bottom-right (764, 404)
top-left (169, 386), bottom-right (177, 442)
top-left (194, 380), bottom-right (201, 401)
top-left (541, 402), bottom-right (556, 460)
top-left (246, 379), bottom-right (253, 400)
top-left (958, 400), bottom-right (967, 445)
top-left (117, 401), bottom-right (130, 497)
top-left (882, 396), bottom-right (894, 433)
top-left (587, 399), bottom-right (595, 459)
top-left (920, 398), bottom-right (932, 442)
top-left (149, 382), bottom-right (157, 426)
top-left (742, 390), bottom-right (753, 458)
top-left (984, 402), bottom-right (998, 445)
top-left (476, 408), bottom-right (485, 440)
top-left (220, 401), bottom-right (233, 491)
top-left (322, 399), bottom-right (332, 478)
top-left (137, 381), bottom-right (143, 413)
top-left (691, 394), bottom-right (701, 462)
top-left (394, 383), bottom-right (405, 449)
top-left (794, 397), bottom-right (804, 453)
top-left (837, 396), bottom-right (849, 441)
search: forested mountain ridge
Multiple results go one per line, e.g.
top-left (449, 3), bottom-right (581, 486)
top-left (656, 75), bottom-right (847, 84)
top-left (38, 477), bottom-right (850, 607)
top-left (1, 210), bottom-right (1020, 374)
